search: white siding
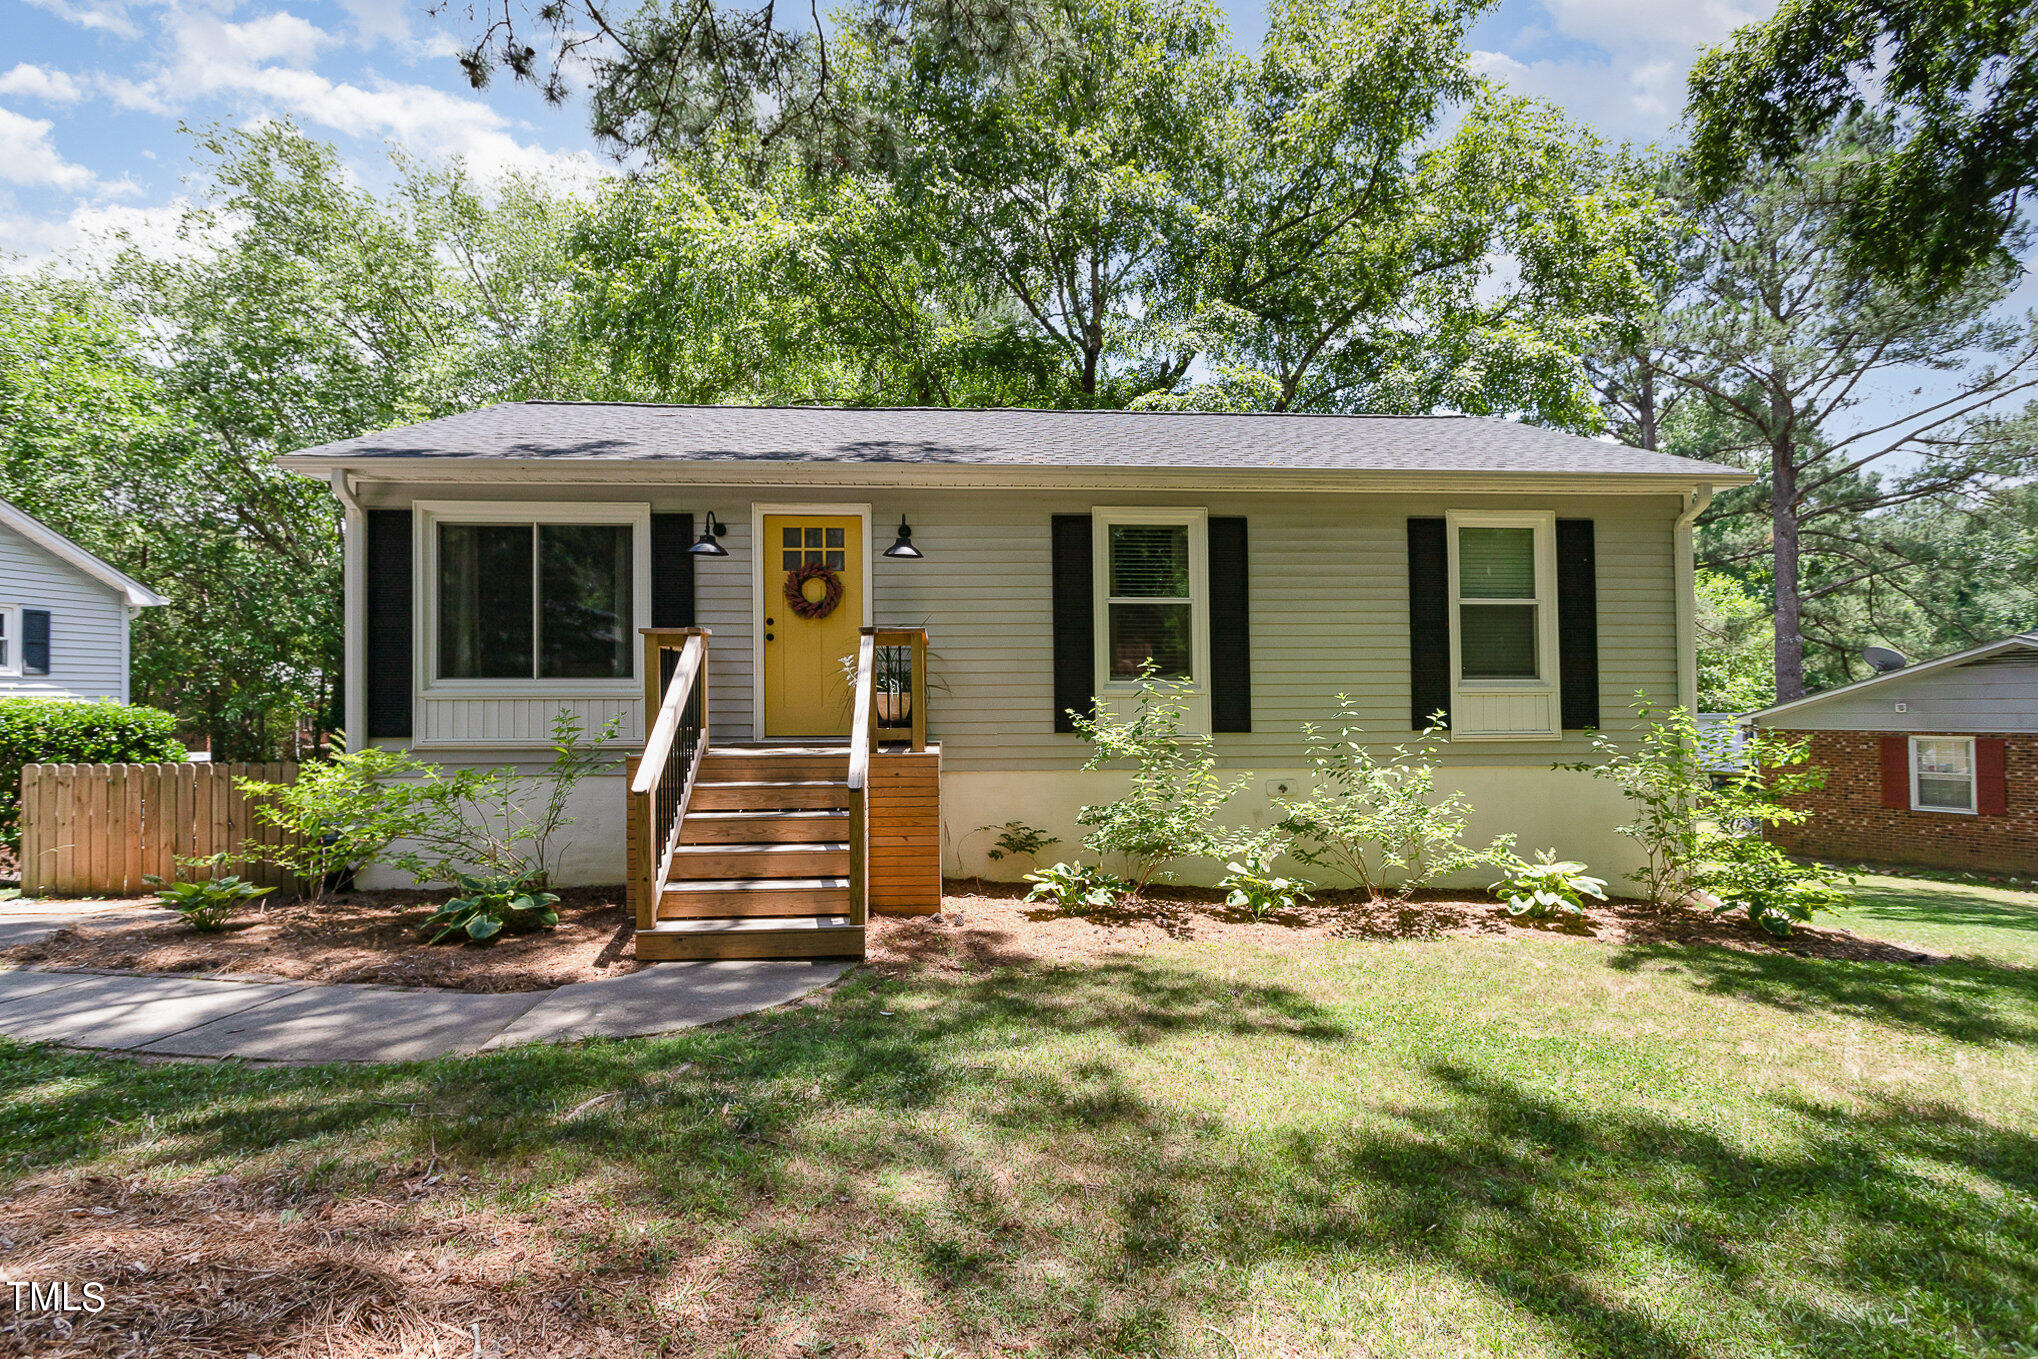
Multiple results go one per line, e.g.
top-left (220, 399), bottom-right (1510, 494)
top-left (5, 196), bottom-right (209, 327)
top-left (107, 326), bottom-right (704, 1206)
top-left (0, 521), bottom-right (130, 702)
top-left (358, 481), bottom-right (1681, 769)
top-left (1765, 653), bottom-right (2038, 733)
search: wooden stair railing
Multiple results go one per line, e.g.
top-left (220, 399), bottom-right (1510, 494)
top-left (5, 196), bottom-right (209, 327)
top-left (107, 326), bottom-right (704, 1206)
top-left (847, 626), bottom-right (930, 928)
top-left (627, 627), bottom-right (710, 930)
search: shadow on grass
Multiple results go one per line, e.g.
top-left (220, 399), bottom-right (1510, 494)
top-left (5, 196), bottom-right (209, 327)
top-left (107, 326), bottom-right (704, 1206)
top-left (1844, 877), bottom-right (2038, 935)
top-left (1608, 939), bottom-right (2038, 1047)
top-left (3, 957), bottom-right (2036, 1356)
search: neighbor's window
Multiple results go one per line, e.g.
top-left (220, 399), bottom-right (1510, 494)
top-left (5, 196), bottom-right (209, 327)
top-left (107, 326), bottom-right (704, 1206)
top-left (438, 522), bottom-right (633, 680)
top-left (1912, 736), bottom-right (1976, 813)
top-left (1106, 522), bottom-right (1194, 680)
top-left (0, 605), bottom-right (12, 676)
top-left (1456, 524), bottom-right (1544, 680)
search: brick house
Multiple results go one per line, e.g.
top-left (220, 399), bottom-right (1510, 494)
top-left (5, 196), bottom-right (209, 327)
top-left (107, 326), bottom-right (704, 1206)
top-left (1746, 631), bottom-right (2038, 874)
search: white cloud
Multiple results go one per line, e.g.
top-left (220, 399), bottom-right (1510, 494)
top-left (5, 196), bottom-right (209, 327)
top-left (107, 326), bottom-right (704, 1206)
top-left (0, 107), bottom-right (100, 192)
top-left (1538, 0), bottom-right (1773, 55)
top-left (22, 0), bottom-right (139, 39)
top-left (0, 64), bottom-right (86, 104)
top-left (0, 199), bottom-right (216, 275)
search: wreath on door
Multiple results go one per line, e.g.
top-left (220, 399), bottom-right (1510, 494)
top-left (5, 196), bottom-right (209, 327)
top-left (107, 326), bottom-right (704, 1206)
top-left (783, 561), bottom-right (845, 620)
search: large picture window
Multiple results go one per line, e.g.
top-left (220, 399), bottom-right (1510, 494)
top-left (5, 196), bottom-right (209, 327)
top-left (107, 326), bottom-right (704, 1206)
top-left (1911, 736), bottom-right (1977, 813)
top-left (437, 521), bottom-right (634, 681)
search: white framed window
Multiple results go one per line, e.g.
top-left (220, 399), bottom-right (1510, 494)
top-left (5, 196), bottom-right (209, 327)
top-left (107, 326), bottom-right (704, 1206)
top-left (415, 501), bottom-right (651, 692)
top-left (0, 604), bottom-right (18, 678)
top-left (1446, 510), bottom-right (1561, 739)
top-left (1091, 507), bottom-right (1211, 732)
top-left (1911, 735), bottom-right (1977, 814)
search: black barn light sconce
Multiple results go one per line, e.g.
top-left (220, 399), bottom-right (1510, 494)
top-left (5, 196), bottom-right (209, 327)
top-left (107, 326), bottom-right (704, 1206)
top-left (883, 515), bottom-right (923, 559)
top-left (689, 511), bottom-right (730, 556)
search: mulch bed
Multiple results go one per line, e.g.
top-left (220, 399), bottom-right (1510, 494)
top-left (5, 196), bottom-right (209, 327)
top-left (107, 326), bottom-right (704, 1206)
top-left (864, 879), bottom-right (1947, 975)
top-left (0, 887), bottom-right (642, 993)
top-left (0, 877), bottom-right (1943, 997)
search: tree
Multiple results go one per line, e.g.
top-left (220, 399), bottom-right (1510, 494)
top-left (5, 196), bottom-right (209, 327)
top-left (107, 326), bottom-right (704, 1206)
top-left (1686, 0), bottom-right (2038, 293)
top-left (1595, 130), bottom-right (2038, 701)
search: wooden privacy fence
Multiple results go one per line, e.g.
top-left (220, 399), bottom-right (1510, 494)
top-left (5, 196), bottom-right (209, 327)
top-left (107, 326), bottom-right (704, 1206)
top-left (17, 762), bottom-right (304, 897)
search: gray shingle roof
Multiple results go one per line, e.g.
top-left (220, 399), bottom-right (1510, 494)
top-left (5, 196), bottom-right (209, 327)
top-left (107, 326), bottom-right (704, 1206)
top-left (281, 401), bottom-right (1736, 479)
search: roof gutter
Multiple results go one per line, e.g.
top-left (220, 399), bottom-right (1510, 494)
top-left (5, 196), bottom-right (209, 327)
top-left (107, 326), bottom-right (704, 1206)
top-left (1674, 482), bottom-right (1715, 713)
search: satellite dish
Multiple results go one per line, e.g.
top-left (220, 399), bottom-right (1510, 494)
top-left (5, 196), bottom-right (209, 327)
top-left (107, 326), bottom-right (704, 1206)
top-left (1864, 645), bottom-right (1909, 674)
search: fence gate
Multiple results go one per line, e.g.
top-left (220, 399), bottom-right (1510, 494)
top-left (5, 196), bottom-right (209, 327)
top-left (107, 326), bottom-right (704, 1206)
top-left (16, 762), bottom-right (301, 897)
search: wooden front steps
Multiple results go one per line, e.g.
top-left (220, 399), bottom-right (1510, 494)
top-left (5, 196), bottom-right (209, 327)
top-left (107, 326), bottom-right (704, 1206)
top-left (637, 745), bottom-right (867, 962)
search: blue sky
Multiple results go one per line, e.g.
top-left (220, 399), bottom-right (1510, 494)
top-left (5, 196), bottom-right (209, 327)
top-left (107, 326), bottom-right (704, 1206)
top-left (2, 0), bottom-right (1776, 265)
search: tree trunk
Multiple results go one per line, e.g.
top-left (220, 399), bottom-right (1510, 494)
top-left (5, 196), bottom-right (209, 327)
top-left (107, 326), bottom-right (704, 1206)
top-left (1770, 432), bottom-right (1806, 702)
top-left (1635, 361), bottom-right (1659, 452)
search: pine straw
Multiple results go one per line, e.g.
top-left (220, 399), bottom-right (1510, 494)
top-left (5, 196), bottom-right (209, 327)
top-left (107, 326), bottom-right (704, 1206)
top-left (0, 1167), bottom-right (669, 1357)
top-left (0, 888), bottom-right (642, 993)
top-left (867, 879), bottom-right (1946, 976)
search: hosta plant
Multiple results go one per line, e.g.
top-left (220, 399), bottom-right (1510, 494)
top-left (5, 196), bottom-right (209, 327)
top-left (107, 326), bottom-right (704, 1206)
top-left (1218, 829), bottom-right (1312, 919)
top-left (1492, 850), bottom-right (1606, 922)
top-left (423, 871), bottom-right (561, 943)
top-left (147, 872), bottom-right (272, 932)
top-left (1022, 861), bottom-right (1125, 914)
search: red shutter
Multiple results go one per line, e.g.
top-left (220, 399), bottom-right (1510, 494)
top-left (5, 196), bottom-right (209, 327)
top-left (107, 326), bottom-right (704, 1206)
top-left (1977, 738), bottom-right (2008, 816)
top-left (1880, 736), bottom-right (1910, 809)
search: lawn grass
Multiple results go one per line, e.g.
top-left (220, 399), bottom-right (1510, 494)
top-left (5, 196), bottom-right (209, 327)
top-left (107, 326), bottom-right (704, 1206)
top-left (1825, 868), bottom-right (2038, 968)
top-left (2, 878), bottom-right (2035, 1357)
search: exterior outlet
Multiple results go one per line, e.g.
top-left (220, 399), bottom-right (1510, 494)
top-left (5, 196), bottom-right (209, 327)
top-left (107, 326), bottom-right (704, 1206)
top-left (1266, 777), bottom-right (1302, 798)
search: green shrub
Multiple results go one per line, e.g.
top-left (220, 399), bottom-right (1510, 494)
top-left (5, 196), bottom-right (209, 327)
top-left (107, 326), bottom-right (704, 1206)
top-left (1277, 697), bottom-right (1515, 903)
top-left (0, 698), bottom-right (185, 851)
top-left (1491, 850), bottom-right (1607, 922)
top-left (239, 745), bottom-right (445, 902)
top-left (421, 871), bottom-right (560, 943)
top-left (1069, 668), bottom-right (1243, 897)
top-left (1022, 861), bottom-right (1126, 914)
top-left (147, 872), bottom-right (271, 932)
top-left (1568, 698), bottom-right (1847, 934)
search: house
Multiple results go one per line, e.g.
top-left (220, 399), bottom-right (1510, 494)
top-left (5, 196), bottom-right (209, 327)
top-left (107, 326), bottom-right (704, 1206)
top-left (1746, 631), bottom-right (2038, 874)
top-left (282, 402), bottom-right (1746, 959)
top-left (0, 496), bottom-right (168, 702)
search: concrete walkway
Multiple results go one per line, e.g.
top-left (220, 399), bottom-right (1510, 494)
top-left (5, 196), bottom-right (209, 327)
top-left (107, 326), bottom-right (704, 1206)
top-left (0, 908), bottom-right (850, 1062)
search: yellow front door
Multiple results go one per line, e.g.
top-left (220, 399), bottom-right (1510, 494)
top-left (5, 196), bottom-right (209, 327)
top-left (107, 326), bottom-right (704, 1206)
top-left (762, 514), bottom-right (864, 738)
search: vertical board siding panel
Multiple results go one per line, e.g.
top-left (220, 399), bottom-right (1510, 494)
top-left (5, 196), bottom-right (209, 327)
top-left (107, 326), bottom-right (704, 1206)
top-left (209, 766), bottom-right (231, 878)
top-left (56, 764), bottom-right (78, 895)
top-left (20, 766), bottom-right (42, 895)
top-left (122, 764), bottom-right (143, 894)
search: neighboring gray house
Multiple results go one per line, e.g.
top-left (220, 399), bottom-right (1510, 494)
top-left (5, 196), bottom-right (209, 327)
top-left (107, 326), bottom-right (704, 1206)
top-left (0, 497), bottom-right (168, 702)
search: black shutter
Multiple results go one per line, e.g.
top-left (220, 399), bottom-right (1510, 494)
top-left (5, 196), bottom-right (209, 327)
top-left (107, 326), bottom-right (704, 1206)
top-left (21, 609), bottom-right (49, 676)
top-left (365, 509), bottom-right (413, 739)
top-left (1208, 517), bottom-right (1251, 732)
top-left (651, 513), bottom-right (695, 628)
top-left (1050, 514), bottom-right (1095, 732)
top-left (1556, 518), bottom-right (1600, 730)
top-left (1407, 518), bottom-right (1450, 730)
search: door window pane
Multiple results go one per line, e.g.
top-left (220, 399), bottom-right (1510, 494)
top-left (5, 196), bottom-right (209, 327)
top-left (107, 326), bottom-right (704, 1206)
top-left (1110, 525), bottom-right (1190, 598)
top-left (1915, 738), bottom-right (1974, 810)
top-left (1459, 603), bottom-right (1538, 679)
top-left (1459, 527), bottom-right (1536, 598)
top-left (1110, 602), bottom-right (1193, 679)
top-left (539, 524), bottom-right (632, 679)
top-left (439, 524), bottom-right (533, 678)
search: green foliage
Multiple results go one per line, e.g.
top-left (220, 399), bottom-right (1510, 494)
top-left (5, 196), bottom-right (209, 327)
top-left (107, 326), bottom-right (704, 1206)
top-left (146, 870), bottom-right (272, 933)
top-left (981, 821), bottom-right (1059, 864)
top-left (1686, 0), bottom-right (2038, 292)
top-left (1491, 850), bottom-right (1606, 922)
top-left (1219, 831), bottom-right (1313, 919)
top-left (239, 746), bottom-right (444, 903)
top-left (388, 711), bottom-right (622, 889)
top-left (1021, 862), bottom-right (1127, 914)
top-left (421, 871), bottom-right (561, 944)
top-left (1277, 697), bottom-right (1515, 903)
top-left (1568, 698), bottom-right (1847, 934)
top-left (1069, 671), bottom-right (1243, 897)
top-left (1694, 571), bottom-right (1775, 712)
top-left (0, 699), bottom-right (184, 852)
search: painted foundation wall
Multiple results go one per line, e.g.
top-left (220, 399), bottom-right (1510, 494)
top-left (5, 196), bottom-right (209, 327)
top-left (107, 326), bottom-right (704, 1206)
top-left (357, 762), bottom-right (1646, 895)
